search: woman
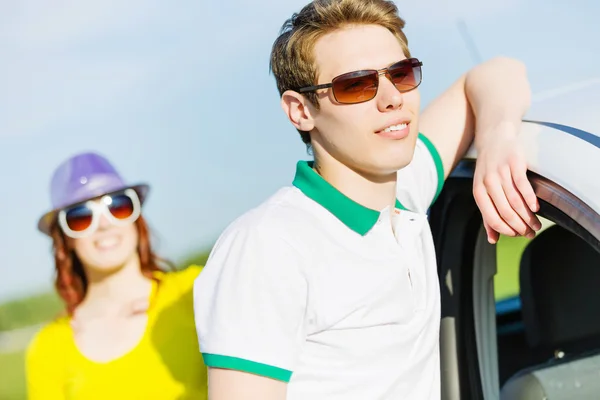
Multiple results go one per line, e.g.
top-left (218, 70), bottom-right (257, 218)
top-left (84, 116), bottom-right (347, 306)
top-left (25, 152), bottom-right (208, 400)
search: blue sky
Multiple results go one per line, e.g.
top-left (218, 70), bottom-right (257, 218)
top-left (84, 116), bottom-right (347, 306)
top-left (1, 0), bottom-right (599, 301)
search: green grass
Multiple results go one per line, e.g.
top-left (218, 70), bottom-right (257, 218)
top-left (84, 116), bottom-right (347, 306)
top-left (0, 292), bottom-right (62, 332)
top-left (0, 351), bottom-right (26, 400)
top-left (0, 295), bottom-right (51, 400)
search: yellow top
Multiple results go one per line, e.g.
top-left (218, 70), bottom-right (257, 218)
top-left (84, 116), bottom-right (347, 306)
top-left (25, 265), bottom-right (207, 400)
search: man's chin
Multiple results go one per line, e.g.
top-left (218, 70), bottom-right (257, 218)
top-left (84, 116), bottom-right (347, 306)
top-left (384, 152), bottom-right (416, 173)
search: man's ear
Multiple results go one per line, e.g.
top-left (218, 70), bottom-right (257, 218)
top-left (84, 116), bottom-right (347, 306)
top-left (281, 90), bottom-right (316, 132)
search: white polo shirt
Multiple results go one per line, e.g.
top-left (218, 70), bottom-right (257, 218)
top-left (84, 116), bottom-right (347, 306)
top-left (193, 133), bottom-right (445, 400)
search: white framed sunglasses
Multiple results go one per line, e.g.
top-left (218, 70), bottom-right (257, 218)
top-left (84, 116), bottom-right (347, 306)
top-left (58, 188), bottom-right (141, 239)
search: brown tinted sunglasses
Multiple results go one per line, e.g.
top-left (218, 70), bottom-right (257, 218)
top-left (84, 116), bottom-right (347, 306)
top-left (297, 58), bottom-right (423, 105)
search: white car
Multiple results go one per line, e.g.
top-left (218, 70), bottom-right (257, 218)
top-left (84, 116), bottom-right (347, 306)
top-left (431, 80), bottom-right (600, 400)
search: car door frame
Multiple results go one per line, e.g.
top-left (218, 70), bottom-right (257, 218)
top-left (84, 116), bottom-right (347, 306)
top-left (430, 158), bottom-right (600, 400)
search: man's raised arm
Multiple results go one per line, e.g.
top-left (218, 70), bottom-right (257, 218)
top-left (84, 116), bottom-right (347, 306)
top-left (419, 56), bottom-right (540, 244)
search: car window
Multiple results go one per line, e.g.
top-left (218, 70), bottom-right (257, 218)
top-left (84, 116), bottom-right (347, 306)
top-left (494, 217), bottom-right (555, 302)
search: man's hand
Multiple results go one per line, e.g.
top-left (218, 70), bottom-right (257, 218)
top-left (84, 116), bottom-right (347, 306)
top-left (473, 122), bottom-right (541, 244)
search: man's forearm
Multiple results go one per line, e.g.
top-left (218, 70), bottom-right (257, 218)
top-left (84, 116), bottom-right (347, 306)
top-left (464, 56), bottom-right (532, 150)
top-left (465, 56), bottom-right (540, 244)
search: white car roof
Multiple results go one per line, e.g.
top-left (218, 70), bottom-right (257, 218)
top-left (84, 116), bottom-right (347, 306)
top-left (464, 78), bottom-right (600, 216)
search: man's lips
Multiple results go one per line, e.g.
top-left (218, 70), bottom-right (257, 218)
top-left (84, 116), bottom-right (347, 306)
top-left (376, 120), bottom-right (411, 139)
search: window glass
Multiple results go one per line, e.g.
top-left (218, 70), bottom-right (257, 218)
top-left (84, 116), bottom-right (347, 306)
top-left (494, 216), bottom-right (555, 301)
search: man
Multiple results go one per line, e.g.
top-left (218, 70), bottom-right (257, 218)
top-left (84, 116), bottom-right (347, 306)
top-left (193, 0), bottom-right (541, 399)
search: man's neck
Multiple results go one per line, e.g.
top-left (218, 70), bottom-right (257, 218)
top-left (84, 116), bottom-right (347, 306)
top-left (313, 153), bottom-right (397, 212)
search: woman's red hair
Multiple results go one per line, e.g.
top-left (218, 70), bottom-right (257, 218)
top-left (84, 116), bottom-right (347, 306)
top-left (50, 215), bottom-right (173, 315)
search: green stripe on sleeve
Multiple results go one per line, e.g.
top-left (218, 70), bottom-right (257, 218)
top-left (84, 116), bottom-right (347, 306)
top-left (202, 353), bottom-right (293, 382)
top-left (418, 133), bottom-right (445, 205)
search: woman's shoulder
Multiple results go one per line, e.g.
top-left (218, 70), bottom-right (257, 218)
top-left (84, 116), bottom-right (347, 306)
top-left (161, 264), bottom-right (203, 287)
top-left (154, 265), bottom-right (204, 300)
top-left (26, 315), bottom-right (71, 359)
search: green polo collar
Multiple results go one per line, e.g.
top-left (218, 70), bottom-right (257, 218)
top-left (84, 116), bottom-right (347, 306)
top-left (292, 160), bottom-right (406, 236)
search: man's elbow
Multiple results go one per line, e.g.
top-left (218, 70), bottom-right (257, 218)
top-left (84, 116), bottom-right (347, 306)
top-left (466, 56), bottom-right (531, 105)
top-left (487, 56), bottom-right (527, 71)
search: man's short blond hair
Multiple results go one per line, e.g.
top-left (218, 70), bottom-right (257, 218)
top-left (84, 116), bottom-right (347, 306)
top-left (270, 0), bottom-right (411, 145)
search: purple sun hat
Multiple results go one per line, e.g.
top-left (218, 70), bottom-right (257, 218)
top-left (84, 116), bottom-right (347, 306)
top-left (37, 151), bottom-right (150, 235)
